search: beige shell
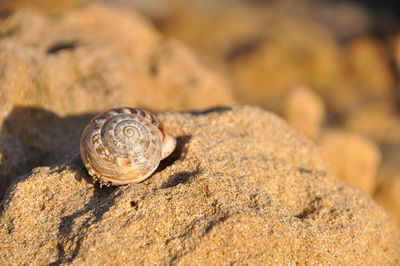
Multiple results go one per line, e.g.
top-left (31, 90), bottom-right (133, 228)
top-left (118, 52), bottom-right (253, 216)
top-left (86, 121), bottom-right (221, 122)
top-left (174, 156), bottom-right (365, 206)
top-left (80, 108), bottom-right (176, 185)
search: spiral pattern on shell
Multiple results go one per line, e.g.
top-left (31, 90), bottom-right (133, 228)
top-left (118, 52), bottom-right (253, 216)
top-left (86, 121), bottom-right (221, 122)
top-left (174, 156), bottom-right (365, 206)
top-left (80, 108), bottom-right (176, 185)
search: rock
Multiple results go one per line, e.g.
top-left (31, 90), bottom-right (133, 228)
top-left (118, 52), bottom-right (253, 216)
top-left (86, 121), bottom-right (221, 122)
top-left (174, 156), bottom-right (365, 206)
top-left (318, 130), bottom-right (381, 195)
top-left (0, 3), bottom-right (234, 120)
top-left (149, 1), bottom-right (394, 114)
top-left (344, 37), bottom-right (393, 100)
top-left (0, 107), bottom-right (93, 200)
top-left (1, 106), bottom-right (399, 264)
top-left (230, 32), bottom-right (394, 116)
top-left (375, 172), bottom-right (400, 228)
top-left (151, 1), bottom-right (264, 63)
top-left (374, 146), bottom-right (400, 228)
top-left (394, 34), bottom-right (400, 78)
top-left (0, 0), bottom-right (87, 16)
top-left (282, 86), bottom-right (325, 140)
top-left (0, 3), bottom-right (235, 200)
top-left (343, 102), bottom-right (400, 225)
top-left (344, 102), bottom-right (400, 145)
top-left (229, 17), bottom-right (342, 111)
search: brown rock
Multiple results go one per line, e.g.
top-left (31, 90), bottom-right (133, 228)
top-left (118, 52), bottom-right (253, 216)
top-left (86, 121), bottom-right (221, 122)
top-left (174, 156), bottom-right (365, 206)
top-left (373, 145), bottom-right (400, 228)
top-left (393, 34), bottom-right (400, 78)
top-left (375, 172), bottom-right (400, 228)
top-left (152, 1), bottom-right (264, 63)
top-left (0, 0), bottom-right (87, 16)
top-left (229, 31), bottom-right (394, 116)
top-left (343, 102), bottom-right (400, 226)
top-left (318, 130), bottom-right (381, 195)
top-left (0, 107), bottom-right (93, 200)
top-left (158, 2), bottom-right (392, 117)
top-left (0, 3), bottom-right (235, 199)
top-left (344, 102), bottom-right (400, 145)
top-left (282, 86), bottom-right (325, 140)
top-left (229, 18), bottom-right (342, 111)
top-left (1, 106), bottom-right (399, 264)
top-left (344, 37), bottom-right (393, 99)
top-left (0, 4), bottom-right (234, 120)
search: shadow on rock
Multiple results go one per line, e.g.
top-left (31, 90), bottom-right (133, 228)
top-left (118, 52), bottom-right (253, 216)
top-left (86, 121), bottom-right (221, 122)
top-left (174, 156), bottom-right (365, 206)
top-left (50, 184), bottom-right (120, 265)
top-left (188, 106), bottom-right (232, 116)
top-left (155, 134), bottom-right (192, 174)
top-left (0, 106), bottom-right (95, 201)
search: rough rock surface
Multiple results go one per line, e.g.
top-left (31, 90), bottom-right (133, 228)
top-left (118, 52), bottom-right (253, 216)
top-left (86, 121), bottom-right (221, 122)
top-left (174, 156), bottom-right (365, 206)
top-left (0, 3), bottom-right (234, 199)
top-left (140, 0), bottom-right (400, 227)
top-left (1, 106), bottom-right (399, 265)
top-left (0, 107), bottom-right (93, 200)
top-left (0, 3), bottom-right (233, 119)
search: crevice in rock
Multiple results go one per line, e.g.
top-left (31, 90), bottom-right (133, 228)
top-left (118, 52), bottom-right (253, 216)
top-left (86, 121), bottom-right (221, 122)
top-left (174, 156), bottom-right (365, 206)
top-left (0, 10), bottom-right (11, 19)
top-left (130, 200), bottom-right (137, 209)
top-left (189, 106), bottom-right (232, 116)
top-left (203, 215), bottom-right (229, 236)
top-left (148, 56), bottom-right (159, 76)
top-left (226, 37), bottom-right (266, 61)
top-left (294, 196), bottom-right (323, 220)
top-left (297, 167), bottom-right (314, 174)
top-left (47, 41), bottom-right (77, 54)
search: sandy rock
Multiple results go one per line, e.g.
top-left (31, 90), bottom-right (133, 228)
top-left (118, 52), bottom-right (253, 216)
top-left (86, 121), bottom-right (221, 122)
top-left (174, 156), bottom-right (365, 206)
top-left (0, 0), bottom-right (87, 15)
top-left (344, 37), bottom-right (393, 99)
top-left (319, 130), bottom-right (381, 195)
top-left (344, 102), bottom-right (400, 228)
top-left (373, 145), bottom-right (400, 228)
top-left (344, 102), bottom-right (400, 145)
top-left (0, 107), bottom-right (93, 200)
top-left (152, 1), bottom-right (265, 63)
top-left (282, 86), bottom-right (325, 140)
top-left (149, 1), bottom-right (393, 115)
top-left (229, 17), bottom-right (341, 111)
top-left (0, 3), bottom-right (234, 120)
top-left (375, 172), bottom-right (400, 228)
top-left (0, 3), bottom-right (234, 199)
top-left (1, 106), bottom-right (399, 264)
top-left (394, 34), bottom-right (400, 77)
top-left (230, 32), bottom-right (394, 116)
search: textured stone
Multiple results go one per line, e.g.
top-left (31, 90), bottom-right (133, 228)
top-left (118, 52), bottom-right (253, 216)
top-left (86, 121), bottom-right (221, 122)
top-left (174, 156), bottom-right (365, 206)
top-left (0, 3), bottom-right (234, 119)
top-left (0, 106), bottom-right (399, 264)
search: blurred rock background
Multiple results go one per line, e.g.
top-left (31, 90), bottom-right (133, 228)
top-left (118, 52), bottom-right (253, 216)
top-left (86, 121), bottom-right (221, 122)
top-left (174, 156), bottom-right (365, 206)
top-left (0, 0), bottom-right (400, 227)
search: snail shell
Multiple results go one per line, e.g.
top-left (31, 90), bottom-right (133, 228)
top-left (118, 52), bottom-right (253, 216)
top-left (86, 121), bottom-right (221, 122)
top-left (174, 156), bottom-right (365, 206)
top-left (80, 108), bottom-right (176, 185)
